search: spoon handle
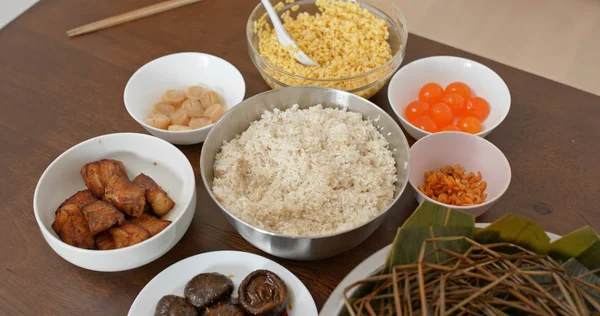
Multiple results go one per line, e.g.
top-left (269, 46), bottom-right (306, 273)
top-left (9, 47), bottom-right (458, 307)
top-left (258, 0), bottom-right (319, 66)
top-left (260, 0), bottom-right (288, 39)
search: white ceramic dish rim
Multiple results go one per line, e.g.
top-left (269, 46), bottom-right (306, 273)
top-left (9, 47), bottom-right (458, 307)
top-left (123, 52), bottom-right (246, 134)
top-left (32, 132), bottom-right (196, 255)
top-left (201, 89), bottom-right (412, 240)
top-left (128, 250), bottom-right (318, 316)
top-left (388, 55), bottom-right (511, 137)
top-left (319, 223), bottom-right (561, 316)
top-left (408, 131), bottom-right (511, 211)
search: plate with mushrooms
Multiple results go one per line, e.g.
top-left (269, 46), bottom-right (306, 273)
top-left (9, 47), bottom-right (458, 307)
top-left (129, 251), bottom-right (317, 316)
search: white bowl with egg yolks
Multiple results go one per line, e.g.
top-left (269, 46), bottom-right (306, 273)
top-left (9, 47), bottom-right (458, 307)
top-left (388, 56), bottom-right (511, 140)
top-left (124, 52), bottom-right (246, 145)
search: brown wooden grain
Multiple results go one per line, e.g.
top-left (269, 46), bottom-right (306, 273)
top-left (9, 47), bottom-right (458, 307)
top-left (0, 0), bottom-right (599, 315)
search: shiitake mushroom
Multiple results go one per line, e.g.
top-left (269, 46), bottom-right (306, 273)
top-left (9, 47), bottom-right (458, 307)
top-left (184, 273), bottom-right (234, 310)
top-left (157, 270), bottom-right (289, 316)
top-left (238, 270), bottom-right (288, 316)
top-left (154, 295), bottom-right (198, 316)
top-left (204, 302), bottom-right (245, 316)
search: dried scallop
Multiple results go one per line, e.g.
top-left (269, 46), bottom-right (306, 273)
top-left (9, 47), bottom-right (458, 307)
top-left (153, 102), bottom-right (176, 115)
top-left (189, 117), bottom-right (212, 129)
top-left (146, 113), bottom-right (171, 130)
top-left (185, 85), bottom-right (205, 101)
top-left (204, 104), bottom-right (224, 122)
top-left (182, 99), bottom-right (204, 118)
top-left (170, 108), bottom-right (191, 126)
top-left (200, 90), bottom-right (221, 109)
top-left (168, 125), bottom-right (192, 131)
top-left (162, 90), bottom-right (186, 107)
top-left (148, 87), bottom-right (226, 131)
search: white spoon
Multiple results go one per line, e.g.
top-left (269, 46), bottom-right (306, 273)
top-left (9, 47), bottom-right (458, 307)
top-left (260, 0), bottom-right (319, 67)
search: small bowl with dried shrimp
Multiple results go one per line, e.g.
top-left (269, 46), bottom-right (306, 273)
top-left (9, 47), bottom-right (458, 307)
top-left (408, 131), bottom-right (511, 217)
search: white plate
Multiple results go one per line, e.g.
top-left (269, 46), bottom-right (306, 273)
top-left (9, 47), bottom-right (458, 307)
top-left (129, 251), bottom-right (318, 316)
top-left (320, 223), bottom-right (561, 316)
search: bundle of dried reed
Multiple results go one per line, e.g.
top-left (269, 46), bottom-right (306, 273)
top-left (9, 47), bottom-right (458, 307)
top-left (344, 237), bottom-right (600, 316)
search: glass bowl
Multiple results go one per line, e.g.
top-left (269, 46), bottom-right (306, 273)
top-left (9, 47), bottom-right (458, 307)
top-left (246, 0), bottom-right (408, 99)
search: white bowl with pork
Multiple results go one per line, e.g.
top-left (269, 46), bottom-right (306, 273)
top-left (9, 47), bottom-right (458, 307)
top-left (33, 133), bottom-right (196, 271)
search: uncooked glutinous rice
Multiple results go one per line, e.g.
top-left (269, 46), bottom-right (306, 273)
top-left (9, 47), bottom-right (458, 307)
top-left (212, 104), bottom-right (397, 236)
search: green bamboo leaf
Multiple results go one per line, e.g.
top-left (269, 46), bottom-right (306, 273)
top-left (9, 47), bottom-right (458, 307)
top-left (563, 258), bottom-right (600, 301)
top-left (577, 240), bottom-right (600, 275)
top-left (389, 226), bottom-right (474, 267)
top-left (529, 258), bottom-right (600, 303)
top-left (403, 200), bottom-right (475, 228)
top-left (475, 214), bottom-right (550, 254)
top-left (385, 201), bottom-right (475, 273)
top-left (549, 226), bottom-right (599, 262)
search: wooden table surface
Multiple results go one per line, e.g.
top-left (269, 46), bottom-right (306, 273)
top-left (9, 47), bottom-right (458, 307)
top-left (1, 0), bottom-right (599, 315)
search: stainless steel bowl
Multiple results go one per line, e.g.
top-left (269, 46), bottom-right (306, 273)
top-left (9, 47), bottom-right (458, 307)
top-left (200, 87), bottom-right (410, 260)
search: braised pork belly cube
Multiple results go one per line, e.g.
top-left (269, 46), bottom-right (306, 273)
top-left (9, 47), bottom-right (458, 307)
top-left (130, 213), bottom-right (171, 237)
top-left (80, 159), bottom-right (128, 197)
top-left (104, 176), bottom-right (146, 217)
top-left (132, 173), bottom-right (175, 216)
top-left (82, 200), bottom-right (125, 235)
top-left (57, 189), bottom-right (97, 210)
top-left (52, 204), bottom-right (95, 249)
top-left (95, 230), bottom-right (116, 250)
top-left (108, 223), bottom-right (151, 249)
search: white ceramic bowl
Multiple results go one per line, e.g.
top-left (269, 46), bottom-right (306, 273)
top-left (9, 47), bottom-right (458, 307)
top-left (124, 52), bottom-right (246, 145)
top-left (388, 56), bottom-right (511, 140)
top-left (409, 132), bottom-right (511, 217)
top-left (33, 133), bottom-right (196, 271)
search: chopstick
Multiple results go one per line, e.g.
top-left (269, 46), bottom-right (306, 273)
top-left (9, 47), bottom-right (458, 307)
top-left (66, 0), bottom-right (201, 38)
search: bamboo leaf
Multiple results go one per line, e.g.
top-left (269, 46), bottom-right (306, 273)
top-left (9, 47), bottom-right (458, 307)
top-left (529, 258), bottom-right (600, 302)
top-left (403, 200), bottom-right (475, 228)
top-left (549, 226), bottom-right (599, 262)
top-left (389, 226), bottom-right (474, 267)
top-left (563, 258), bottom-right (600, 301)
top-left (475, 214), bottom-right (550, 254)
top-left (386, 201), bottom-right (475, 272)
top-left (577, 240), bottom-right (600, 275)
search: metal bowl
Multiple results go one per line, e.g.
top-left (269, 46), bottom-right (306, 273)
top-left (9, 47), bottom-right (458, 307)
top-left (200, 87), bottom-right (410, 260)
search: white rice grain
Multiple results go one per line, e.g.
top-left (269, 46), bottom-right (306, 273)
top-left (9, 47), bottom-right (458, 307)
top-left (212, 104), bottom-right (397, 236)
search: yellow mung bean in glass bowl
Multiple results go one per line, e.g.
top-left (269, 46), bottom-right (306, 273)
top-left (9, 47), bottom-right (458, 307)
top-left (247, 0), bottom-right (407, 99)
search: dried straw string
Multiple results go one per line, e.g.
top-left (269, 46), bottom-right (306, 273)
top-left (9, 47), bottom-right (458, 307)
top-left (344, 237), bottom-right (600, 315)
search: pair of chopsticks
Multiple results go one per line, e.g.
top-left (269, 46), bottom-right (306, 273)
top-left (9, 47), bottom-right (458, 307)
top-left (67, 0), bottom-right (201, 38)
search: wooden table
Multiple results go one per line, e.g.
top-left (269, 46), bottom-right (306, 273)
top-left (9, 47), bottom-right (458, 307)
top-left (1, 1), bottom-right (599, 315)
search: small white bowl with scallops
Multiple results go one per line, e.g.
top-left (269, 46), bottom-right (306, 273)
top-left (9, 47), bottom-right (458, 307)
top-left (124, 52), bottom-right (246, 145)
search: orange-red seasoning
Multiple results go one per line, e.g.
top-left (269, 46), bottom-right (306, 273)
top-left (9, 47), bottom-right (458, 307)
top-left (418, 164), bottom-right (488, 206)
